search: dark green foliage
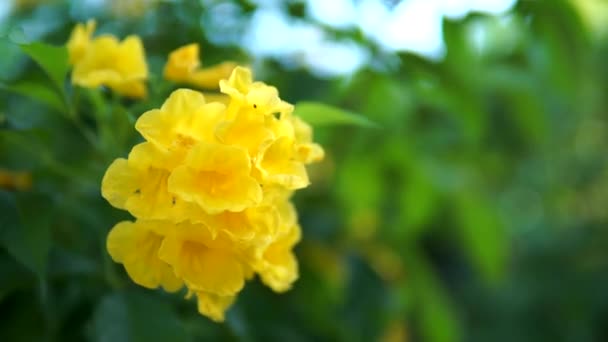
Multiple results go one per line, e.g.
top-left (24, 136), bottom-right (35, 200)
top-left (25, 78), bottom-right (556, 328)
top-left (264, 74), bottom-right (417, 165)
top-left (1, 0), bottom-right (608, 341)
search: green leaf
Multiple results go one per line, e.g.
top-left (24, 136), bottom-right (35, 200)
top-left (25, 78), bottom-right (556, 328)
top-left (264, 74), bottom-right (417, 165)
top-left (0, 80), bottom-right (66, 112)
top-left (398, 165), bottom-right (437, 238)
top-left (0, 191), bottom-right (53, 275)
top-left (294, 102), bottom-right (379, 128)
top-left (89, 291), bottom-right (190, 342)
top-left (405, 251), bottom-right (462, 342)
top-left (456, 193), bottom-right (508, 282)
top-left (19, 42), bottom-right (69, 94)
top-left (0, 256), bottom-right (35, 301)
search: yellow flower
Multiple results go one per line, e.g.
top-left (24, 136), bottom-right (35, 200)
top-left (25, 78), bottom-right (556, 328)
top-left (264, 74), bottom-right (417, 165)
top-left (163, 44), bottom-right (200, 81)
top-left (291, 116), bottom-right (325, 163)
top-left (158, 223), bottom-right (248, 296)
top-left (254, 136), bottom-right (310, 190)
top-left (253, 200), bottom-right (301, 292)
top-left (220, 66), bottom-right (293, 116)
top-left (0, 169), bottom-right (32, 191)
top-left (168, 141), bottom-right (262, 214)
top-left (101, 145), bottom-right (206, 223)
top-left (215, 109), bottom-right (274, 156)
top-left (135, 89), bottom-right (225, 154)
top-left (164, 43), bottom-right (238, 90)
top-left (66, 20), bottom-right (96, 64)
top-left (106, 220), bottom-right (183, 292)
top-left (67, 22), bottom-right (148, 98)
top-left (101, 67), bottom-right (325, 322)
top-left (194, 291), bottom-right (236, 322)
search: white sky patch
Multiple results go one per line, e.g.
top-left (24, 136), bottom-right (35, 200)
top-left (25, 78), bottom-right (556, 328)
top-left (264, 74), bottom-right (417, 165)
top-left (0, 1), bottom-right (13, 26)
top-left (243, 0), bottom-right (517, 77)
top-left (302, 40), bottom-right (369, 78)
top-left (376, 0), bottom-right (446, 60)
top-left (307, 0), bottom-right (357, 29)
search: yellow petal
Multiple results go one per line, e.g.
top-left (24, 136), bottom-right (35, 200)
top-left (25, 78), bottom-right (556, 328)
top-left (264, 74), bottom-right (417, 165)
top-left (168, 142), bottom-right (262, 213)
top-left (71, 33), bottom-right (148, 98)
top-left (163, 43), bottom-right (201, 82)
top-left (107, 220), bottom-right (183, 292)
top-left (255, 136), bottom-right (310, 190)
top-left (257, 223), bottom-right (301, 292)
top-left (136, 89), bottom-right (225, 150)
top-left (188, 61), bottom-right (238, 89)
top-left (202, 205), bottom-right (279, 246)
top-left (115, 35), bottom-right (148, 79)
top-left (128, 142), bottom-right (182, 171)
top-left (124, 167), bottom-right (171, 217)
top-left (245, 82), bottom-right (287, 115)
top-left (195, 291), bottom-right (236, 322)
top-left (159, 236), bottom-right (245, 296)
top-left (215, 110), bottom-right (274, 156)
top-left (101, 158), bottom-right (139, 210)
top-left (67, 20), bottom-right (96, 64)
top-left (219, 66), bottom-right (252, 101)
top-left (108, 79), bottom-right (147, 99)
top-left (296, 142), bottom-right (325, 164)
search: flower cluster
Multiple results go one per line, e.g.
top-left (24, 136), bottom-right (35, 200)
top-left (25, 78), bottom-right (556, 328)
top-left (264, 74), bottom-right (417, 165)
top-left (101, 66), bottom-right (323, 321)
top-left (67, 20), bottom-right (148, 98)
top-left (164, 43), bottom-right (238, 90)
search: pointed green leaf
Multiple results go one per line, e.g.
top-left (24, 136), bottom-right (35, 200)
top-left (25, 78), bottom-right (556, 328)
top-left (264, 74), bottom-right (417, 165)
top-left (90, 291), bottom-right (189, 342)
top-left (0, 81), bottom-right (66, 112)
top-left (294, 102), bottom-right (379, 128)
top-left (19, 42), bottom-right (69, 93)
top-left (405, 251), bottom-right (462, 342)
top-left (456, 193), bottom-right (508, 282)
top-left (0, 191), bottom-right (53, 276)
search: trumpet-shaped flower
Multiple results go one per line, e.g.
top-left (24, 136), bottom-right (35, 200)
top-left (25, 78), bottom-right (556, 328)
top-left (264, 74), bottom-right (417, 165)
top-left (220, 66), bottom-right (293, 116)
top-left (168, 142), bottom-right (262, 213)
top-left (254, 136), bottom-right (310, 190)
top-left (158, 224), bottom-right (247, 296)
top-left (67, 20), bottom-right (96, 64)
top-left (163, 44), bottom-right (200, 81)
top-left (253, 200), bottom-right (301, 292)
top-left (67, 22), bottom-right (148, 98)
top-left (106, 220), bottom-right (182, 292)
top-left (164, 43), bottom-right (238, 90)
top-left (135, 89), bottom-right (225, 154)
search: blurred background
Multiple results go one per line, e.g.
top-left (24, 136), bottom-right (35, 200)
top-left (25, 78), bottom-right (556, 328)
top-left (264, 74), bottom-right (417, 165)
top-left (2, 0), bottom-right (608, 341)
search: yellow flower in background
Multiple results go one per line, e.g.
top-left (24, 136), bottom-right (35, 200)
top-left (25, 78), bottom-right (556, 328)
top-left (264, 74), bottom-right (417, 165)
top-left (67, 21), bottom-right (148, 98)
top-left (164, 44), bottom-right (200, 81)
top-left (164, 43), bottom-right (238, 90)
top-left (101, 66), bottom-right (324, 322)
top-left (66, 20), bottom-right (96, 64)
top-left (0, 169), bottom-right (32, 191)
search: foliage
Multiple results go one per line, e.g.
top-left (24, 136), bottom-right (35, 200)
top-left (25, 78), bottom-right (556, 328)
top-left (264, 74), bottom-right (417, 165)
top-left (1, 0), bottom-right (608, 341)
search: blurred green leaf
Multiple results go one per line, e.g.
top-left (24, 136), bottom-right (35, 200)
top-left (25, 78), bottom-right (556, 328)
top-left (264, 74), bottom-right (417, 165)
top-left (398, 165), bottom-right (437, 238)
top-left (19, 42), bottom-right (69, 95)
top-left (456, 193), bottom-right (508, 282)
top-left (0, 255), bottom-right (35, 301)
top-left (294, 102), bottom-right (379, 128)
top-left (0, 191), bottom-right (53, 275)
top-left (405, 251), bottom-right (461, 342)
top-left (89, 291), bottom-right (189, 342)
top-left (0, 80), bottom-right (65, 112)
